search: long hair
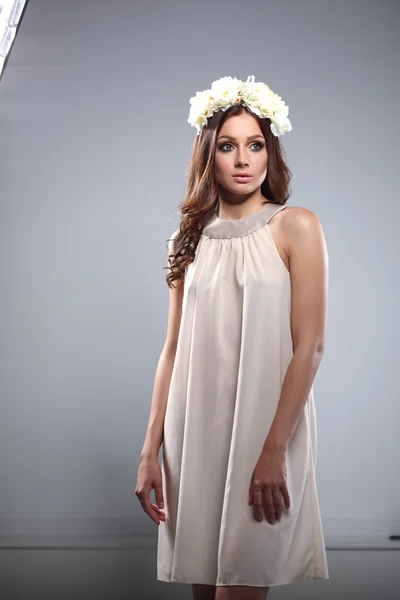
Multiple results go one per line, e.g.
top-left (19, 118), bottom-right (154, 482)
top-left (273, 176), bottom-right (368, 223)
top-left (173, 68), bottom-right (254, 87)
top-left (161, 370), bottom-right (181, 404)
top-left (164, 103), bottom-right (292, 288)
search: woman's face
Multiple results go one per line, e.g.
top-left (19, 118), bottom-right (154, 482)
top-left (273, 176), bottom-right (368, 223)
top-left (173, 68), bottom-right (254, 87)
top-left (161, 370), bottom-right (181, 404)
top-left (214, 111), bottom-right (268, 197)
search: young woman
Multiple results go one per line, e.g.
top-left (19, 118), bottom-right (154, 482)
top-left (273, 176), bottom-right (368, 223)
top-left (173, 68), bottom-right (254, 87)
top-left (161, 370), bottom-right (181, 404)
top-left (136, 75), bottom-right (330, 600)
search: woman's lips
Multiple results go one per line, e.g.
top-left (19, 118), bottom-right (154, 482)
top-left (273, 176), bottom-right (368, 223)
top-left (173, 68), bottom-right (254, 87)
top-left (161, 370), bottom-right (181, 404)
top-left (232, 175), bottom-right (252, 183)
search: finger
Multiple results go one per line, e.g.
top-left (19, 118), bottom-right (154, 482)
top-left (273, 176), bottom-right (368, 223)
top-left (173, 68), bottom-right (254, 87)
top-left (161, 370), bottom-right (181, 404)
top-left (262, 487), bottom-right (275, 523)
top-left (253, 486), bottom-right (264, 521)
top-left (139, 491), bottom-right (162, 525)
top-left (144, 491), bottom-right (166, 521)
top-left (281, 484), bottom-right (291, 510)
top-left (272, 488), bottom-right (284, 521)
top-left (248, 485), bottom-right (253, 505)
top-left (154, 480), bottom-right (164, 509)
top-left (150, 503), bottom-right (166, 521)
top-left (139, 488), bottom-right (165, 520)
top-left (147, 504), bottom-right (163, 525)
top-left (150, 502), bottom-right (166, 518)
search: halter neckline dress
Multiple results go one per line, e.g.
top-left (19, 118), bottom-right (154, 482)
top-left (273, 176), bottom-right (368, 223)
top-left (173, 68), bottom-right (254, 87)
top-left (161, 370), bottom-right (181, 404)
top-left (157, 201), bottom-right (329, 587)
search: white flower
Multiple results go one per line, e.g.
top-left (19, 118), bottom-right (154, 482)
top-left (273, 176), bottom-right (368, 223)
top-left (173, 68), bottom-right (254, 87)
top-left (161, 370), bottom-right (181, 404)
top-left (187, 74), bottom-right (292, 137)
top-left (241, 81), bottom-right (270, 107)
top-left (270, 103), bottom-right (292, 136)
top-left (188, 89), bottom-right (213, 131)
top-left (210, 76), bottom-right (242, 110)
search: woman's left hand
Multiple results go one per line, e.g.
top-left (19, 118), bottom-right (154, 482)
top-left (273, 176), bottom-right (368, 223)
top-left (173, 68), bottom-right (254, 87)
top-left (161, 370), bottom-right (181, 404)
top-left (248, 445), bottom-right (291, 524)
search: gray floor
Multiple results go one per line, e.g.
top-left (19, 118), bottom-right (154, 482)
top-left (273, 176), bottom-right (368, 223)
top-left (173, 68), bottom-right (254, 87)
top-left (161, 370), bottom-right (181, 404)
top-left (0, 537), bottom-right (399, 600)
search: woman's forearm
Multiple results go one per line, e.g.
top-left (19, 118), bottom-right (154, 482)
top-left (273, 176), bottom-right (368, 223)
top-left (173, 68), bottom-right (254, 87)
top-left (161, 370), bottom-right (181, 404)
top-left (263, 345), bottom-right (324, 452)
top-left (140, 347), bottom-right (177, 460)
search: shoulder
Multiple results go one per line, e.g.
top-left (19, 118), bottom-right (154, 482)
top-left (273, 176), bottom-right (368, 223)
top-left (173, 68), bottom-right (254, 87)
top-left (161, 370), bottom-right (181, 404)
top-left (167, 228), bottom-right (180, 251)
top-left (281, 206), bottom-right (324, 244)
top-left (169, 228), bottom-right (180, 241)
top-left (281, 205), bottom-right (321, 229)
top-left (280, 206), bottom-right (328, 265)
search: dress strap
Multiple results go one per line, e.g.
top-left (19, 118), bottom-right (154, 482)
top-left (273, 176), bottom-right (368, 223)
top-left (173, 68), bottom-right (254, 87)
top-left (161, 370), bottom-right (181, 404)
top-left (266, 204), bottom-right (291, 224)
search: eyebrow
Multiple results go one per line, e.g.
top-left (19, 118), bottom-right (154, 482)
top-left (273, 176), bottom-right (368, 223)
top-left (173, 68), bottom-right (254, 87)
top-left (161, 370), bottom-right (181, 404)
top-left (217, 134), bottom-right (265, 141)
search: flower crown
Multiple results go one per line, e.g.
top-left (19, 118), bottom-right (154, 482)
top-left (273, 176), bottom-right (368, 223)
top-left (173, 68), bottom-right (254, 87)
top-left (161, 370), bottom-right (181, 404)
top-left (187, 74), bottom-right (292, 137)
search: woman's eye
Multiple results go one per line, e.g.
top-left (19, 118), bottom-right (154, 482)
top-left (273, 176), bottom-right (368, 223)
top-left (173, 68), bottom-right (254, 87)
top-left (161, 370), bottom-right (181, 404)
top-left (218, 142), bottom-right (264, 152)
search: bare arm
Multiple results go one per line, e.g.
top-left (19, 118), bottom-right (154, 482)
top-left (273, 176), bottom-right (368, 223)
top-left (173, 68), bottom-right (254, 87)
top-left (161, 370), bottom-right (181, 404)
top-left (140, 349), bottom-right (179, 460)
top-left (263, 208), bottom-right (329, 451)
top-left (140, 230), bottom-right (184, 460)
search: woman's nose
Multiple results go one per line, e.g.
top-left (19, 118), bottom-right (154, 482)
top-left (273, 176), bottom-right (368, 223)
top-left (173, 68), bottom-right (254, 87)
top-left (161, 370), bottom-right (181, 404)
top-left (235, 149), bottom-right (249, 165)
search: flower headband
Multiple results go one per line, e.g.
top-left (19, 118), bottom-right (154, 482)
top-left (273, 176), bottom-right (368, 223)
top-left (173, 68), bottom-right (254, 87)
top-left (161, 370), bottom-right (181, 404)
top-left (187, 74), bottom-right (292, 137)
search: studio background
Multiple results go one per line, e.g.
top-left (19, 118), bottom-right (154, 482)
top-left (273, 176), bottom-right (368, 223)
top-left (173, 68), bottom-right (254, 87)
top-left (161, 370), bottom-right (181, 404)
top-left (0, 0), bottom-right (399, 547)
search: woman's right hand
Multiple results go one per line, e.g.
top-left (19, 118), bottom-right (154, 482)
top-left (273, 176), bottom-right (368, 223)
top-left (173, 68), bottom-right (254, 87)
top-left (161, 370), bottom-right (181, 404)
top-left (135, 454), bottom-right (166, 526)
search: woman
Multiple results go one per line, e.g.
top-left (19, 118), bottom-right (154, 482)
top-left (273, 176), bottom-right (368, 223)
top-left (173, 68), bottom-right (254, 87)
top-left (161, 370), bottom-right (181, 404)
top-left (136, 75), bottom-right (330, 600)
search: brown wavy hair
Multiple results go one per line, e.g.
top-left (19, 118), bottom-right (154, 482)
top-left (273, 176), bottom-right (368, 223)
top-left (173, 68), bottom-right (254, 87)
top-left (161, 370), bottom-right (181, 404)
top-left (164, 103), bottom-right (292, 288)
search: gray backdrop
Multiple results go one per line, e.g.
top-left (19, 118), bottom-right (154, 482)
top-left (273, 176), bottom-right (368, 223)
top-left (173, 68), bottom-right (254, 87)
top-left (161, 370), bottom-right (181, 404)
top-left (0, 0), bottom-right (399, 544)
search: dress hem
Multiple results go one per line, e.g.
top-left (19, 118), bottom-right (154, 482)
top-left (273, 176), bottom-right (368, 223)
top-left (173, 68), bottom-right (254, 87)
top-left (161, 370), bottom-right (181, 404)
top-left (157, 573), bottom-right (330, 587)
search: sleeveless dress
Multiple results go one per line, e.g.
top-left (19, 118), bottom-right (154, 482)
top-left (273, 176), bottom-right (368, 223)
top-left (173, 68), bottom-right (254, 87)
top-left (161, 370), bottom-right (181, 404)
top-left (157, 202), bottom-right (329, 587)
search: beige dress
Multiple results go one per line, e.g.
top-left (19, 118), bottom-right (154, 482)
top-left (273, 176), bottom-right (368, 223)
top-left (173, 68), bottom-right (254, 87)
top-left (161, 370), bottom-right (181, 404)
top-left (157, 202), bottom-right (329, 587)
